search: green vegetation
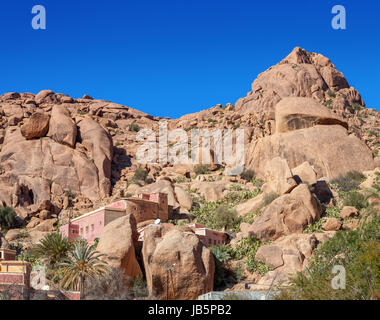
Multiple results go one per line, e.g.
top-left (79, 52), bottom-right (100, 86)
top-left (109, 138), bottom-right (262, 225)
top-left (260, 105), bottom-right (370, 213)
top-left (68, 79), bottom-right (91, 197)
top-left (327, 89), bottom-right (336, 98)
top-left (30, 232), bottom-right (74, 269)
top-left (129, 123), bottom-right (140, 132)
top-left (304, 206), bottom-right (341, 233)
top-left (214, 206), bottom-right (238, 230)
top-left (133, 168), bottom-right (149, 183)
top-left (0, 206), bottom-right (18, 231)
top-left (194, 164), bottom-right (212, 175)
top-left (191, 188), bottom-right (260, 231)
top-left (344, 191), bottom-right (368, 211)
top-left (240, 169), bottom-right (254, 182)
top-left (277, 207), bottom-right (380, 300)
top-left (59, 241), bottom-right (109, 298)
top-left (331, 170), bottom-right (366, 193)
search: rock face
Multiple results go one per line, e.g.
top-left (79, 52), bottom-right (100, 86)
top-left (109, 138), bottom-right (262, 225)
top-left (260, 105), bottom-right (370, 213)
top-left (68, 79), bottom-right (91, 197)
top-left (77, 118), bottom-right (113, 198)
top-left (250, 184), bottom-right (320, 241)
top-left (235, 47), bottom-right (357, 115)
top-left (252, 232), bottom-right (335, 290)
top-left (275, 97), bottom-right (347, 133)
top-left (97, 214), bottom-right (142, 281)
top-left (247, 125), bottom-right (374, 180)
top-left (47, 105), bottom-right (77, 148)
top-left (261, 157), bottom-right (297, 195)
top-left (142, 225), bottom-right (214, 300)
top-left (21, 112), bottom-right (50, 139)
top-left (292, 161), bottom-right (317, 185)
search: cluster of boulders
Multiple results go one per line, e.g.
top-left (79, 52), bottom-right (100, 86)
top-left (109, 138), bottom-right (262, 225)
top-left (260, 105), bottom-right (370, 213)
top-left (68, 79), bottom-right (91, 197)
top-left (0, 47), bottom-right (379, 298)
top-left (96, 214), bottom-right (214, 300)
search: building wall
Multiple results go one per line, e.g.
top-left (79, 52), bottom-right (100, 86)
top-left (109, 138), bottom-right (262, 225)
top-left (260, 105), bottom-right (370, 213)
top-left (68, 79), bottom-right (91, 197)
top-left (75, 209), bottom-right (106, 243)
top-left (104, 209), bottom-right (126, 226)
top-left (126, 200), bottom-right (160, 223)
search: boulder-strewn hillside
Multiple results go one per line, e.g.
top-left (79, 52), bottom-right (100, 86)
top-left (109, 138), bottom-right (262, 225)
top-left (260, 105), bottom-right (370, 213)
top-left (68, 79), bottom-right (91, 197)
top-left (0, 47), bottom-right (379, 299)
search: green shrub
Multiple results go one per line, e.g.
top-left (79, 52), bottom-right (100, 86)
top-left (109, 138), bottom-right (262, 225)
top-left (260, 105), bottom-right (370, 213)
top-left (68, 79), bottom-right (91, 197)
top-left (231, 237), bottom-right (272, 275)
top-left (211, 244), bottom-right (232, 262)
top-left (328, 89), bottom-right (336, 98)
top-left (214, 206), bottom-right (238, 231)
top-left (194, 165), bottom-right (211, 175)
top-left (241, 169), bottom-right (254, 182)
top-left (0, 207), bottom-right (18, 230)
top-left (331, 170), bottom-right (366, 192)
top-left (129, 123), bottom-right (140, 132)
top-left (133, 168), bottom-right (148, 182)
top-left (277, 208), bottom-right (380, 300)
top-left (344, 191), bottom-right (368, 211)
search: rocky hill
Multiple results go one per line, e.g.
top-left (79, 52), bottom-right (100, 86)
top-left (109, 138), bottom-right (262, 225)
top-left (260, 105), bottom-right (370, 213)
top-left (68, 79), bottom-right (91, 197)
top-left (0, 47), bottom-right (379, 299)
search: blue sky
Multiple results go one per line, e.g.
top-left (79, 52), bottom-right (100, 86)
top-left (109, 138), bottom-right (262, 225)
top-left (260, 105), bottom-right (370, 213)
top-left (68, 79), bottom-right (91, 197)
top-left (0, 0), bottom-right (379, 118)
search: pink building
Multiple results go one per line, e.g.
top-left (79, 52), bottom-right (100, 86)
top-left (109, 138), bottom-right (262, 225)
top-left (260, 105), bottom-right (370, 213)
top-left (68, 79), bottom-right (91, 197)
top-left (60, 193), bottom-right (170, 243)
top-left (60, 206), bottom-right (126, 243)
top-left (188, 223), bottom-right (227, 247)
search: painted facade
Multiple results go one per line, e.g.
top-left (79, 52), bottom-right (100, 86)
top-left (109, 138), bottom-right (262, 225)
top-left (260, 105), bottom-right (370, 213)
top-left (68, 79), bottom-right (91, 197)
top-left (188, 223), bottom-right (227, 247)
top-left (60, 193), bottom-right (170, 243)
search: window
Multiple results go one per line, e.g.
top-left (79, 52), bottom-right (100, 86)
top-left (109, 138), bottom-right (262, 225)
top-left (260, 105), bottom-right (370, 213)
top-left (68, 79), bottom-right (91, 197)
top-left (91, 224), bottom-right (94, 232)
top-left (214, 240), bottom-right (216, 245)
top-left (72, 230), bottom-right (76, 234)
top-left (208, 239), bottom-right (211, 245)
top-left (80, 228), bottom-right (83, 235)
top-left (85, 226), bottom-right (89, 233)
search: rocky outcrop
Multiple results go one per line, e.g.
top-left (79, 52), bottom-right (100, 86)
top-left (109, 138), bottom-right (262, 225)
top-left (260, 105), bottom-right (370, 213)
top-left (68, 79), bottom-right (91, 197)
top-left (47, 105), bottom-right (77, 148)
top-left (250, 184), bottom-right (320, 241)
top-left (252, 232), bottom-right (335, 290)
top-left (247, 124), bottom-right (374, 180)
top-left (142, 225), bottom-right (214, 300)
top-left (77, 118), bottom-right (113, 198)
top-left (261, 157), bottom-right (297, 195)
top-left (275, 97), bottom-right (348, 133)
top-left (235, 47), bottom-right (360, 115)
top-left (21, 112), bottom-right (50, 139)
top-left (97, 214), bottom-right (142, 282)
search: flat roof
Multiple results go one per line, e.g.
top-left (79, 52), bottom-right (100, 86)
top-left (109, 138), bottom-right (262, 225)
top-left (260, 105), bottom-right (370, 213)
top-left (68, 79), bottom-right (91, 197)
top-left (70, 206), bottom-right (125, 223)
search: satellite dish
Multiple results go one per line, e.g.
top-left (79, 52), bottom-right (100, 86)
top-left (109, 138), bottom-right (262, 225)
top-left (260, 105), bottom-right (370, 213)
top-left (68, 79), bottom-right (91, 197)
top-left (154, 219), bottom-right (161, 225)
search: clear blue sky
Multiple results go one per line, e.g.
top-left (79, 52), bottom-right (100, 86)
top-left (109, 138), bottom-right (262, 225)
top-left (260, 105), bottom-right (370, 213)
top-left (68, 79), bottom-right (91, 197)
top-left (0, 0), bottom-right (379, 118)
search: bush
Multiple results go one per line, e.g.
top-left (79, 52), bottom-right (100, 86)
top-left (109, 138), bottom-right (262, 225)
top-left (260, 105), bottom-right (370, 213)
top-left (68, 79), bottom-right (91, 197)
top-left (331, 170), bottom-right (366, 192)
top-left (231, 237), bottom-right (272, 275)
top-left (129, 123), bottom-right (140, 132)
top-left (211, 244), bottom-right (232, 262)
top-left (194, 165), bottom-right (211, 175)
top-left (328, 89), bottom-right (336, 98)
top-left (133, 168), bottom-right (148, 182)
top-left (241, 169), bottom-right (254, 182)
top-left (344, 191), bottom-right (368, 211)
top-left (214, 206), bottom-right (238, 231)
top-left (277, 207), bottom-right (380, 300)
top-left (0, 207), bottom-right (18, 230)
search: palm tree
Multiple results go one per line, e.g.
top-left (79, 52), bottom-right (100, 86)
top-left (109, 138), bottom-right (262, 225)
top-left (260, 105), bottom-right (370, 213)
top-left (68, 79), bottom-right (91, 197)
top-left (58, 241), bottom-right (109, 298)
top-left (32, 232), bottom-right (74, 268)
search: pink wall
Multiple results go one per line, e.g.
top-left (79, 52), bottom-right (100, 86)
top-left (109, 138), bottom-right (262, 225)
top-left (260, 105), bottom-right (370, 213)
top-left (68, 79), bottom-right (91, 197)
top-left (108, 200), bottom-right (127, 210)
top-left (75, 209), bottom-right (106, 243)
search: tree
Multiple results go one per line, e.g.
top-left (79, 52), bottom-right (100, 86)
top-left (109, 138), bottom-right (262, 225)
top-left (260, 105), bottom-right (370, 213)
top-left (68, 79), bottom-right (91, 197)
top-left (31, 232), bottom-right (73, 269)
top-left (58, 241), bottom-right (109, 299)
top-left (0, 207), bottom-right (17, 230)
top-left (214, 206), bottom-right (238, 231)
